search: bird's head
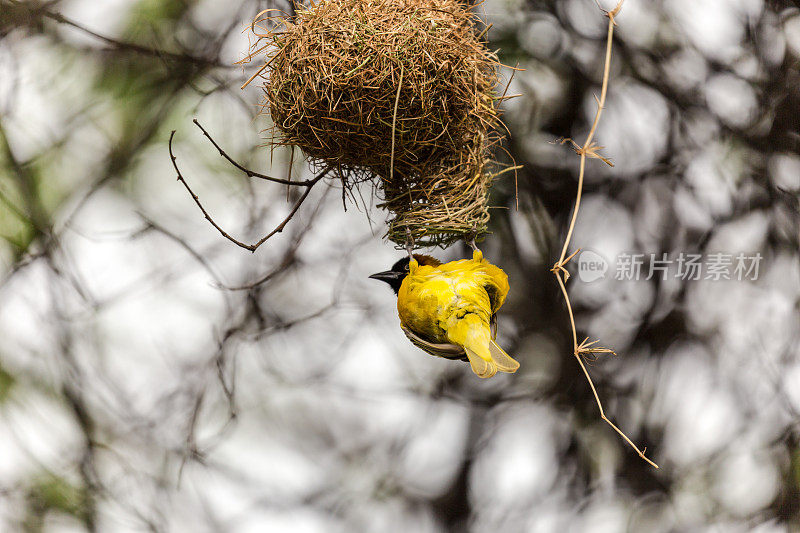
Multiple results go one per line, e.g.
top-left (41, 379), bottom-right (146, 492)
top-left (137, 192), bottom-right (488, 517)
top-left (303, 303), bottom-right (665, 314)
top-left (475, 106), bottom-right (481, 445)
top-left (369, 254), bottom-right (440, 294)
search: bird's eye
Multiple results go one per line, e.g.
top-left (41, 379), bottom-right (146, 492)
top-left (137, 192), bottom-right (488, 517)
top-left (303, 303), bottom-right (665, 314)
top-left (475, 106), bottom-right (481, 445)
top-left (404, 263), bottom-right (410, 271)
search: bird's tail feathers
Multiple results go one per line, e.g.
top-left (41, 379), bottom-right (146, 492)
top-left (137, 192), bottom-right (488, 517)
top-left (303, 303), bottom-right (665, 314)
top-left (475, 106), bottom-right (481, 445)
top-left (465, 348), bottom-right (497, 379)
top-left (489, 340), bottom-right (520, 373)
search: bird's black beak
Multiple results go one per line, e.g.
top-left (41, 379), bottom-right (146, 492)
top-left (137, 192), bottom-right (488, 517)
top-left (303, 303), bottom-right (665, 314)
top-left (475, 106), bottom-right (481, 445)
top-left (369, 270), bottom-right (402, 285)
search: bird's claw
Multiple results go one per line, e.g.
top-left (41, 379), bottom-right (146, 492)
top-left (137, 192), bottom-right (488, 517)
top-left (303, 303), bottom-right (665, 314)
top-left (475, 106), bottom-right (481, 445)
top-left (405, 228), bottom-right (414, 259)
top-left (466, 225), bottom-right (481, 254)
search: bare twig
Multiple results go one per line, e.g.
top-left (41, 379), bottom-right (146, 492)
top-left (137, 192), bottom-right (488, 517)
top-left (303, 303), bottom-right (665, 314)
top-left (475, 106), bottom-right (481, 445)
top-left (550, 0), bottom-right (658, 469)
top-left (192, 119), bottom-right (319, 186)
top-left (168, 130), bottom-right (329, 253)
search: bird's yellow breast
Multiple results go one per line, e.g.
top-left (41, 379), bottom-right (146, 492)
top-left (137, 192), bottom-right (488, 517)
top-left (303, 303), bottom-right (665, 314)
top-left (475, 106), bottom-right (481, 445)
top-left (396, 253), bottom-right (509, 345)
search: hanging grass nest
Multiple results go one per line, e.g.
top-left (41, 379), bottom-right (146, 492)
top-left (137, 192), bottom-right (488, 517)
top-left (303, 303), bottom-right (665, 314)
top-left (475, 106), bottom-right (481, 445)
top-left (245, 0), bottom-right (508, 247)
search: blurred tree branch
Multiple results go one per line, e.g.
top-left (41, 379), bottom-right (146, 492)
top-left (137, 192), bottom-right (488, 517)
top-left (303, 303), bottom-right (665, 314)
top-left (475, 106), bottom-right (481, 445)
top-left (1, 0), bottom-right (230, 68)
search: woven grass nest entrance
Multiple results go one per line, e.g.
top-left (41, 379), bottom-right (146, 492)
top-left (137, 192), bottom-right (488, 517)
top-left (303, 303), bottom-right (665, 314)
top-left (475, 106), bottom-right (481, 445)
top-left (248, 0), bottom-right (507, 248)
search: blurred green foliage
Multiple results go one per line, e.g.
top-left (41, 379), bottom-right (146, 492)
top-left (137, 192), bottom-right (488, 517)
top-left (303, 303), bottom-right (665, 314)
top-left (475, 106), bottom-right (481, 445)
top-left (0, 364), bottom-right (15, 404)
top-left (24, 474), bottom-right (90, 532)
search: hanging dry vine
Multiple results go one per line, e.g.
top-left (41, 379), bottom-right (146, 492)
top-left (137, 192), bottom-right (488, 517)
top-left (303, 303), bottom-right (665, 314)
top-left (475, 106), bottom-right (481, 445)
top-left (550, 0), bottom-right (659, 469)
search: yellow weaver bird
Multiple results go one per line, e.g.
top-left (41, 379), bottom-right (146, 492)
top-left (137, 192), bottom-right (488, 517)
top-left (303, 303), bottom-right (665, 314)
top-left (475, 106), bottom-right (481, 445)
top-left (370, 248), bottom-right (520, 378)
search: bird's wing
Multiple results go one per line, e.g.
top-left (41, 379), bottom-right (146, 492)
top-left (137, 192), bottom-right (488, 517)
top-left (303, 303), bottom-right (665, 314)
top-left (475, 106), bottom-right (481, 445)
top-left (401, 325), bottom-right (467, 361)
top-left (461, 250), bottom-right (510, 313)
top-left (399, 315), bottom-right (497, 362)
top-left (480, 264), bottom-right (510, 313)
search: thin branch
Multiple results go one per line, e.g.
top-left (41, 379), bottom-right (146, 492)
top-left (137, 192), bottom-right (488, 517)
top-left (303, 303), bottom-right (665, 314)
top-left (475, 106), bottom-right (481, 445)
top-left (550, 0), bottom-right (659, 469)
top-left (168, 130), bottom-right (329, 253)
top-left (192, 119), bottom-right (319, 186)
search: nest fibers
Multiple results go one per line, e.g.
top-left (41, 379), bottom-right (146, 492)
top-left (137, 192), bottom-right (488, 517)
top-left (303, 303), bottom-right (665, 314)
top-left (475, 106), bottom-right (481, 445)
top-left (247, 0), bottom-right (508, 247)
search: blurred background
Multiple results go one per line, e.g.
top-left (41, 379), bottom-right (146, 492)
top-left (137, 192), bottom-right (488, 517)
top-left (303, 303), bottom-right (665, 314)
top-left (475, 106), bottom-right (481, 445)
top-left (1, 0), bottom-right (799, 531)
